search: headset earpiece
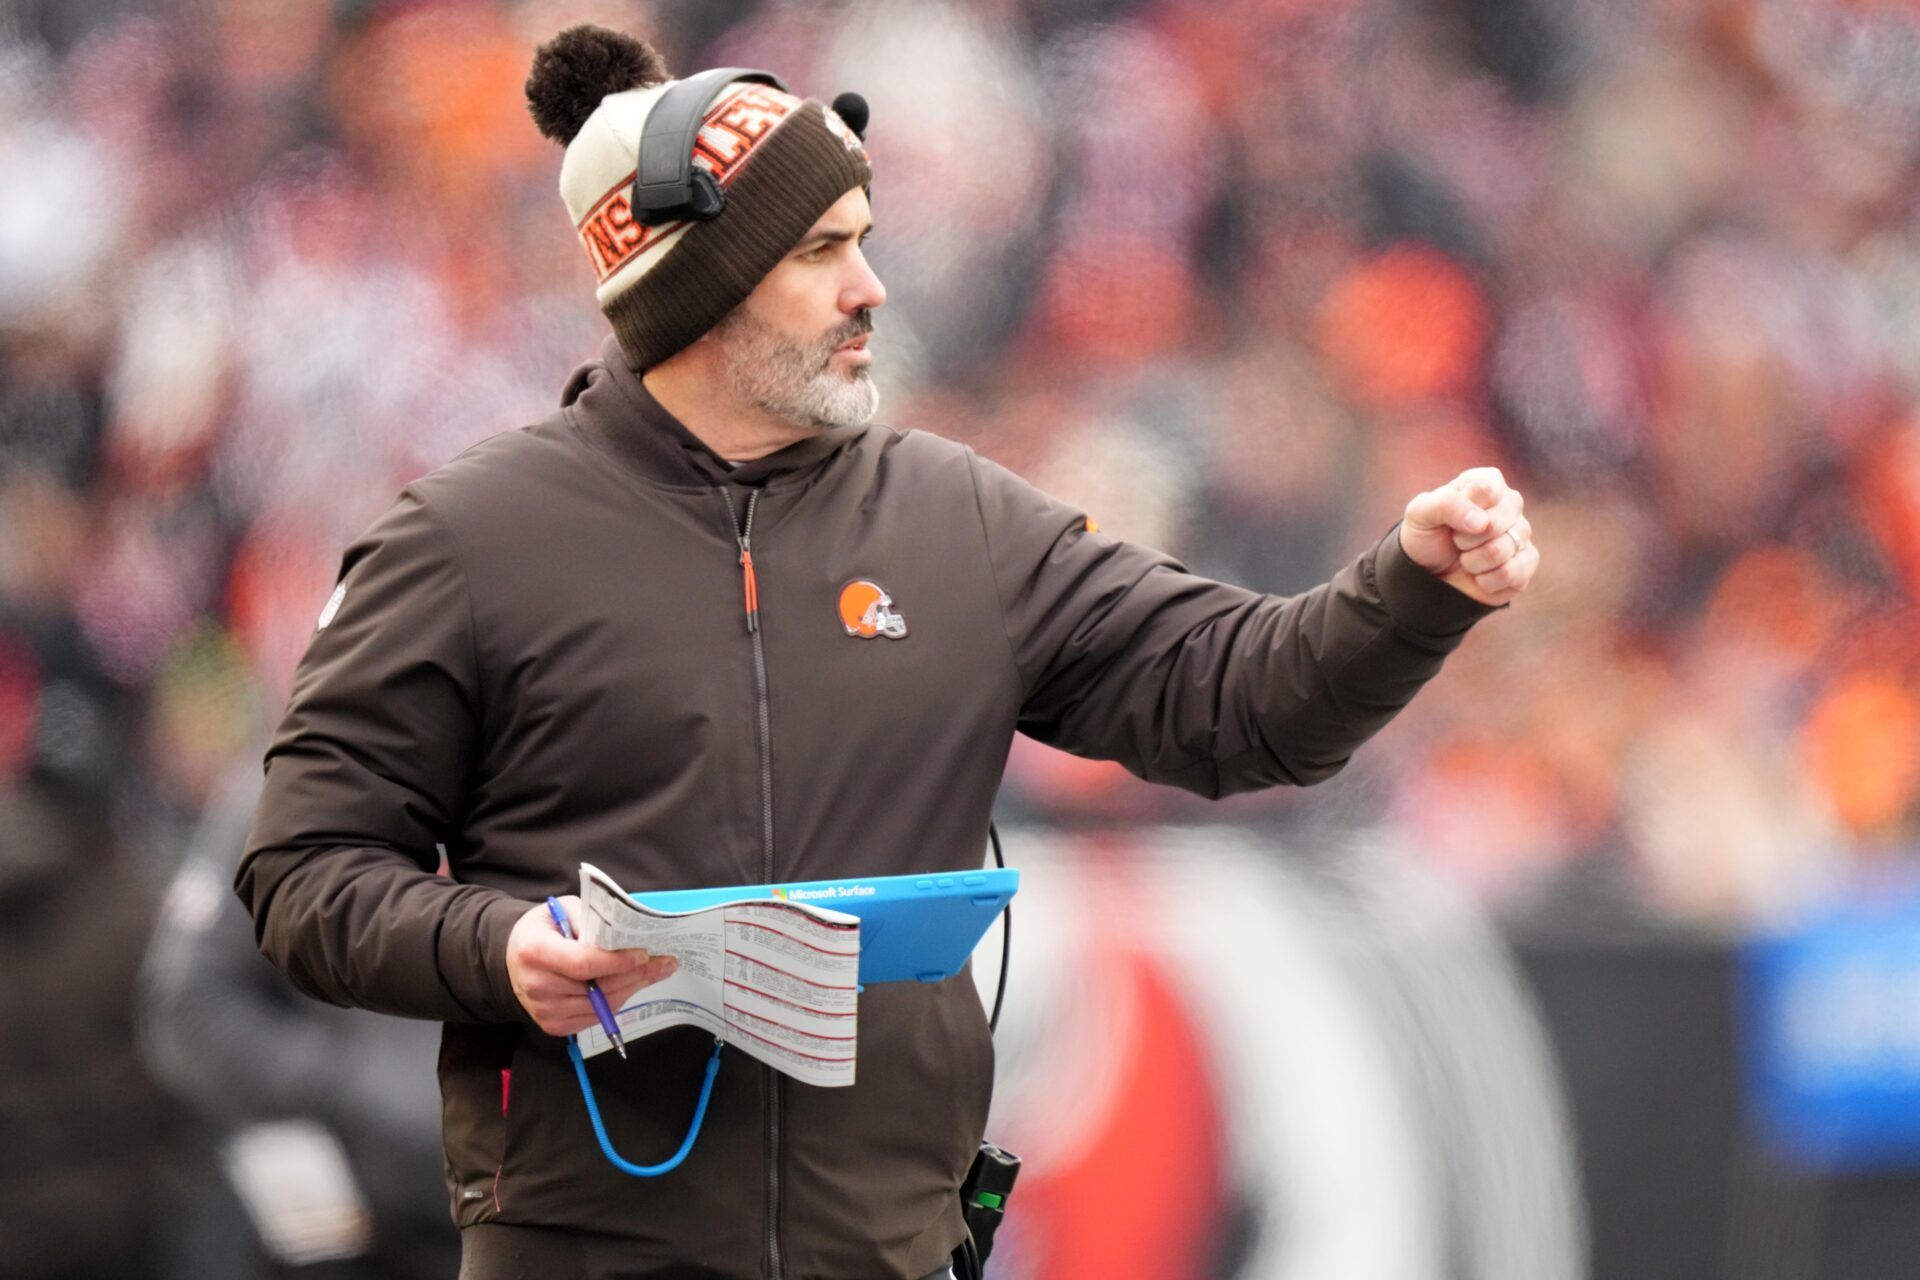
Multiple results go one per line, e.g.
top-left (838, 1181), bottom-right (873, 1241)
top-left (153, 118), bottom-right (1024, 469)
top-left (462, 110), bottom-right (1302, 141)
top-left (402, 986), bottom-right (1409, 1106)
top-left (632, 66), bottom-right (790, 227)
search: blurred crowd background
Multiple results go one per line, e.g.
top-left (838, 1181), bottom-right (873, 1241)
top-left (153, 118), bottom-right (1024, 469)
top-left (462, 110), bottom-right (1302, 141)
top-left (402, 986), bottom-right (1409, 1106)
top-left (6, 0), bottom-right (1920, 1276)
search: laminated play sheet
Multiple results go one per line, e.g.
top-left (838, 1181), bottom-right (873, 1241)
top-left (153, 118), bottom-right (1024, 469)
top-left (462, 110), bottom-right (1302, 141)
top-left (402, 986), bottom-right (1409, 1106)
top-left (573, 862), bottom-right (860, 1087)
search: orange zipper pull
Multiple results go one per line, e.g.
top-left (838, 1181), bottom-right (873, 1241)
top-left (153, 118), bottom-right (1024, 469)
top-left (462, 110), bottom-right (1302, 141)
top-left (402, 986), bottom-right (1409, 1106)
top-left (740, 545), bottom-right (760, 633)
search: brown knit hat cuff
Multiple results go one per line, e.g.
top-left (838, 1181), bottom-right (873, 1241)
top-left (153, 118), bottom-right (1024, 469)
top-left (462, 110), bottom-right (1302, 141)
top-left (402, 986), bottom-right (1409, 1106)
top-left (604, 101), bottom-right (872, 372)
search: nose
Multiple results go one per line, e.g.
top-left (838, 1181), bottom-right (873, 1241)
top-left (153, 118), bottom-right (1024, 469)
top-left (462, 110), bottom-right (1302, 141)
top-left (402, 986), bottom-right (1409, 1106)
top-left (842, 245), bottom-right (886, 315)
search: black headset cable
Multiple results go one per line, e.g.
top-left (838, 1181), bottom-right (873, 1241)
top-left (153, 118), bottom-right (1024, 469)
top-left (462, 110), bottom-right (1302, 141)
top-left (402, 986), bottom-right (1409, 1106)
top-left (987, 822), bottom-right (1010, 1035)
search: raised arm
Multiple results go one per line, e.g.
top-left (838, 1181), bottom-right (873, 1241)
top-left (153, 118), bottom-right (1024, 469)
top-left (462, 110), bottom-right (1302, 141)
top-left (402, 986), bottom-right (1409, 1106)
top-left (969, 451), bottom-right (1507, 799)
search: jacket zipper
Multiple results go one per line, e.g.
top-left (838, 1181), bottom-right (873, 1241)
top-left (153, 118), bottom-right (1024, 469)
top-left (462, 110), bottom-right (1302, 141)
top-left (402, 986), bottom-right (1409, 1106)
top-left (721, 485), bottom-right (783, 1280)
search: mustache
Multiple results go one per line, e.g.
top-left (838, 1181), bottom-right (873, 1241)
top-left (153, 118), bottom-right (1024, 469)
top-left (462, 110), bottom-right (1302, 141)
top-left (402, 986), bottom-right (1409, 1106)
top-left (822, 311), bottom-right (874, 353)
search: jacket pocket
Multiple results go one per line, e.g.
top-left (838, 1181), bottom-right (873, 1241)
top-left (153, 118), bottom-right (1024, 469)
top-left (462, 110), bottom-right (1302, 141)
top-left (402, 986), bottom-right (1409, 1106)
top-left (438, 1022), bottom-right (518, 1227)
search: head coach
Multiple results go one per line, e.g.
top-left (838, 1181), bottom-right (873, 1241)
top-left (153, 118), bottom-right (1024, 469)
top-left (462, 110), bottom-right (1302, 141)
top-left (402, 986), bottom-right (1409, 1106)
top-left (235, 23), bottom-right (1540, 1280)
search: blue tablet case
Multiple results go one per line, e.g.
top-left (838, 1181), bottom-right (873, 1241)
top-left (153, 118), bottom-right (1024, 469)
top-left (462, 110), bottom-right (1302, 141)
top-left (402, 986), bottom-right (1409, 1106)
top-left (628, 868), bottom-right (1019, 985)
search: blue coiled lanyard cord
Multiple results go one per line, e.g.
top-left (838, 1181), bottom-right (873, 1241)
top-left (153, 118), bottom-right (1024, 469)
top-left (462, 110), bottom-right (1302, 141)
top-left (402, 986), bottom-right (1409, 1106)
top-left (566, 1035), bottom-right (725, 1177)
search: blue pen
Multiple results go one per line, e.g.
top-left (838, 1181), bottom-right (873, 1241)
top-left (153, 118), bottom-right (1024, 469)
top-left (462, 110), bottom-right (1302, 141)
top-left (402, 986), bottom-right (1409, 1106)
top-left (546, 896), bottom-right (629, 1060)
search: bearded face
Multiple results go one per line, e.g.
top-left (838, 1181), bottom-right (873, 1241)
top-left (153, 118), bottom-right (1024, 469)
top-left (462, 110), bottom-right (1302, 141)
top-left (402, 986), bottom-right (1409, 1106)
top-left (710, 304), bottom-right (880, 431)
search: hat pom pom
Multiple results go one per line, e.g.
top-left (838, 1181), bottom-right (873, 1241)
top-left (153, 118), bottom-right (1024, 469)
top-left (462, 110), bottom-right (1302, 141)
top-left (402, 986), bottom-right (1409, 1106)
top-left (526, 25), bottom-right (671, 145)
top-left (830, 92), bottom-right (869, 141)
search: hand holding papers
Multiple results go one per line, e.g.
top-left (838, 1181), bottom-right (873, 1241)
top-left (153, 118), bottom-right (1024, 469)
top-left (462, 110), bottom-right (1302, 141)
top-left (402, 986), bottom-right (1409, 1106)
top-left (574, 863), bottom-right (861, 1087)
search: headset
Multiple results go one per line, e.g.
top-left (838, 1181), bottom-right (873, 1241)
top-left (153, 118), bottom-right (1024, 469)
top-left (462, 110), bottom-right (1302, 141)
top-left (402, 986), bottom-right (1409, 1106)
top-left (629, 67), bottom-right (871, 228)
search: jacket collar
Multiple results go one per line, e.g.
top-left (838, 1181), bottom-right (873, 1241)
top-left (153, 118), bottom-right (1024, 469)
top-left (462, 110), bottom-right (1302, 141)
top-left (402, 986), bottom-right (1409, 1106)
top-left (564, 335), bottom-right (862, 489)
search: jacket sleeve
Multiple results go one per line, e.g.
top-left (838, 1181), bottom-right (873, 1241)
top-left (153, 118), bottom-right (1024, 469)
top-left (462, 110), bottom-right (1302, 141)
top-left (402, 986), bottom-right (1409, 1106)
top-left (968, 450), bottom-right (1503, 798)
top-left (234, 486), bottom-right (529, 1024)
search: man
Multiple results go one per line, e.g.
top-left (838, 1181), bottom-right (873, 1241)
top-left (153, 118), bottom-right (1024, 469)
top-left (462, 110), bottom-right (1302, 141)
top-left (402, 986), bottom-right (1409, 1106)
top-left (236, 24), bottom-right (1538, 1280)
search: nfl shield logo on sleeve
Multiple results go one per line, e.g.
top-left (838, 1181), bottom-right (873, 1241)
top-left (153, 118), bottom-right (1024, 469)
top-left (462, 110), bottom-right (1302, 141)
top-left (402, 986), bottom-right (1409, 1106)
top-left (317, 581), bottom-right (347, 630)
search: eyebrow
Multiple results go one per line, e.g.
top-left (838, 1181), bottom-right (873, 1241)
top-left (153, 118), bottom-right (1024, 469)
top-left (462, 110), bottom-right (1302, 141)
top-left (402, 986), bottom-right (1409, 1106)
top-left (794, 222), bottom-right (874, 251)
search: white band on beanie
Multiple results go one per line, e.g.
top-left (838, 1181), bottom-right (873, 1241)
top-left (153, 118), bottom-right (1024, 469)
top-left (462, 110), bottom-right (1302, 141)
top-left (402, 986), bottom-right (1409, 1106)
top-left (562, 81), bottom-right (818, 306)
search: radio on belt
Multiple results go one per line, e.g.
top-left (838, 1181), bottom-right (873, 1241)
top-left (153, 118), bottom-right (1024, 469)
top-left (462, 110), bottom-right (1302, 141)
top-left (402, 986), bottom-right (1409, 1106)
top-left (960, 1142), bottom-right (1021, 1266)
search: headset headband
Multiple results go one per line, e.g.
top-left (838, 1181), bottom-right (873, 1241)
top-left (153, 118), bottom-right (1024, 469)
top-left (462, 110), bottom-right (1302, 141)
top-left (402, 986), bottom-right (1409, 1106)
top-left (631, 66), bottom-right (790, 226)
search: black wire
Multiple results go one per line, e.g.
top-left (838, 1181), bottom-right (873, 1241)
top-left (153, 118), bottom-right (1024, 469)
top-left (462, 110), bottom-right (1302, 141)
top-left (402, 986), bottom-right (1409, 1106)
top-left (967, 822), bottom-right (1011, 1279)
top-left (958, 1230), bottom-right (984, 1280)
top-left (987, 821), bottom-right (1010, 1035)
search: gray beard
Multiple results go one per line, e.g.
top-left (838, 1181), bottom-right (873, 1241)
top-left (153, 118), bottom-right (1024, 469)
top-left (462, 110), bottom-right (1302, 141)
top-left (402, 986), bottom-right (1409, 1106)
top-left (713, 308), bottom-right (880, 431)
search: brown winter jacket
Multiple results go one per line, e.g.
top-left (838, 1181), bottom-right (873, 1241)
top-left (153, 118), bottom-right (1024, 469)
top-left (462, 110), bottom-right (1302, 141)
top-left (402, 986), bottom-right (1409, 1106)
top-left (236, 334), bottom-right (1501, 1279)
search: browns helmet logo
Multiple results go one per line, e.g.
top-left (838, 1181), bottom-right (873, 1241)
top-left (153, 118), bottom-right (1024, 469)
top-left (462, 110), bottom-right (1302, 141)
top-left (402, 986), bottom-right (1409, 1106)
top-left (837, 579), bottom-right (907, 639)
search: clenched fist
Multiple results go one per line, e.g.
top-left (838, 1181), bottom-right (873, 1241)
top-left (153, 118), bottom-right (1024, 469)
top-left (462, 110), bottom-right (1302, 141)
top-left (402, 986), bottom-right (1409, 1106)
top-left (1400, 466), bottom-right (1539, 607)
top-left (506, 894), bottom-right (678, 1038)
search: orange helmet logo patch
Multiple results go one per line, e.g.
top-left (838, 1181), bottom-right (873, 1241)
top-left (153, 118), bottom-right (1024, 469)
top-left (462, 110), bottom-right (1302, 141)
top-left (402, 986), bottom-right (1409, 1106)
top-left (837, 579), bottom-right (908, 639)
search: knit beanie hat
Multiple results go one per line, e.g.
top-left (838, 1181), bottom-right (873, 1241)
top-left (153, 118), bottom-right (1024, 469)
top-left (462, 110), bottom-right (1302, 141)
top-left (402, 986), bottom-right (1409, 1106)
top-left (525, 26), bottom-right (873, 372)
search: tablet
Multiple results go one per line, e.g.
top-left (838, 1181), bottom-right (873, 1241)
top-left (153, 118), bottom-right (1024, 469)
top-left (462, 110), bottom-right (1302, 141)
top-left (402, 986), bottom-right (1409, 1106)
top-left (629, 867), bottom-right (1019, 985)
